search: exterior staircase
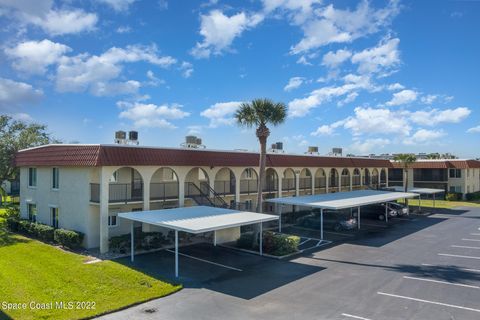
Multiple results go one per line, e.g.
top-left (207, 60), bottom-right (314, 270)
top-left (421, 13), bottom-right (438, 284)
top-left (185, 182), bottom-right (228, 208)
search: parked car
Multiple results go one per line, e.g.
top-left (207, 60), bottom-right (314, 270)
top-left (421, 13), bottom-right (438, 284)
top-left (361, 202), bottom-right (405, 221)
top-left (297, 209), bottom-right (357, 231)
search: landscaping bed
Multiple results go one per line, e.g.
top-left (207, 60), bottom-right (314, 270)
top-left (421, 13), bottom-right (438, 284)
top-left (235, 231), bottom-right (301, 257)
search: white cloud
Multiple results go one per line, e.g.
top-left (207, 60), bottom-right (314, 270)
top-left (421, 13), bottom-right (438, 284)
top-left (290, 0), bottom-right (400, 54)
top-left (262, 0), bottom-right (321, 25)
top-left (55, 45), bottom-right (176, 96)
top-left (179, 61), bottom-right (194, 78)
top-left (10, 112), bottom-right (34, 122)
top-left (200, 101), bottom-right (242, 127)
top-left (31, 9), bottom-right (97, 36)
top-left (467, 125), bottom-right (480, 133)
top-left (4, 39), bottom-right (71, 74)
top-left (0, 77), bottom-right (43, 109)
top-left (403, 129), bottom-right (445, 145)
top-left (387, 82), bottom-right (404, 91)
top-left (343, 107), bottom-right (411, 136)
top-left (351, 37), bottom-right (400, 74)
top-left (311, 120), bottom-right (345, 136)
top-left (288, 73), bottom-right (375, 117)
top-left (116, 26), bottom-right (132, 33)
top-left (191, 10), bottom-right (263, 58)
top-left (385, 89), bottom-right (418, 106)
top-left (284, 77), bottom-right (304, 91)
top-left (409, 107), bottom-right (471, 126)
top-left (421, 94), bottom-right (438, 105)
top-left (118, 101), bottom-right (189, 128)
top-left (321, 49), bottom-right (352, 68)
top-left (351, 138), bottom-right (390, 154)
top-left (98, 0), bottom-right (137, 12)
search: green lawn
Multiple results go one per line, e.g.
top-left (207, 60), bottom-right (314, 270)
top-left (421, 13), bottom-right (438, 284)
top-left (399, 198), bottom-right (480, 209)
top-left (0, 208), bottom-right (181, 320)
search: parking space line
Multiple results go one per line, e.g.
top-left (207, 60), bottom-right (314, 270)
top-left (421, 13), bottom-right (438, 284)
top-left (451, 245), bottom-right (480, 250)
top-left (421, 263), bottom-right (480, 273)
top-left (324, 231), bottom-right (355, 237)
top-left (377, 292), bottom-right (480, 313)
top-left (403, 276), bottom-right (480, 289)
top-left (462, 238), bottom-right (480, 242)
top-left (438, 253), bottom-right (480, 260)
top-left (360, 223), bottom-right (389, 228)
top-left (341, 313), bottom-right (372, 320)
top-left (165, 249), bottom-right (243, 272)
top-left (299, 238), bottom-right (311, 246)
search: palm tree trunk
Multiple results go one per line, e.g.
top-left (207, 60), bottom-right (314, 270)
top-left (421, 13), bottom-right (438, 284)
top-left (256, 137), bottom-right (267, 213)
top-left (404, 167), bottom-right (409, 207)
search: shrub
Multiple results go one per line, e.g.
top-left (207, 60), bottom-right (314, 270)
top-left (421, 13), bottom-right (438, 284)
top-left (110, 234), bottom-right (131, 254)
top-left (465, 191), bottom-right (480, 201)
top-left (5, 206), bottom-right (20, 220)
top-left (263, 231), bottom-right (300, 256)
top-left (18, 219), bottom-right (34, 234)
top-left (446, 192), bottom-right (462, 201)
top-left (31, 224), bottom-right (55, 242)
top-left (54, 229), bottom-right (84, 249)
top-left (109, 231), bottom-right (170, 254)
top-left (5, 217), bottom-right (19, 232)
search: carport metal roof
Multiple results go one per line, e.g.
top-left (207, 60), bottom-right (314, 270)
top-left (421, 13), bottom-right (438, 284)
top-left (266, 190), bottom-right (418, 210)
top-left (118, 206), bottom-right (278, 233)
top-left (390, 187), bottom-right (445, 194)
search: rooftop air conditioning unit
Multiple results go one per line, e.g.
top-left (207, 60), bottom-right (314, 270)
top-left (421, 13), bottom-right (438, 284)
top-left (114, 130), bottom-right (139, 145)
top-left (306, 146), bottom-right (319, 155)
top-left (269, 141), bottom-right (285, 153)
top-left (181, 135), bottom-right (205, 149)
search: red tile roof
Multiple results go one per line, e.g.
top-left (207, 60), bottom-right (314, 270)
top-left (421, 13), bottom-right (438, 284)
top-left (14, 144), bottom-right (392, 168)
top-left (391, 160), bottom-right (480, 169)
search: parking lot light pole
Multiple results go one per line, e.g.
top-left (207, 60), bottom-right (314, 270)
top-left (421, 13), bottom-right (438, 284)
top-left (131, 221), bottom-right (134, 262)
top-left (320, 208), bottom-right (324, 240)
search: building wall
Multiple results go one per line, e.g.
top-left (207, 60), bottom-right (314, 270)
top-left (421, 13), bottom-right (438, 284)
top-left (19, 166), bottom-right (93, 247)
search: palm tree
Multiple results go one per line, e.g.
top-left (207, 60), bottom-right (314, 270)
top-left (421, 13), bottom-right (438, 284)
top-left (235, 98), bottom-right (287, 213)
top-left (393, 154), bottom-right (417, 206)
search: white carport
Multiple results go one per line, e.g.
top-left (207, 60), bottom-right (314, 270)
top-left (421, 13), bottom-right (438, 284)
top-left (119, 206), bottom-right (278, 278)
top-left (391, 186), bottom-right (445, 210)
top-left (266, 190), bottom-right (418, 239)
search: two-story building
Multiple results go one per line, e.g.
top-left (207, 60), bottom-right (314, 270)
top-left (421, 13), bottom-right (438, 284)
top-left (388, 159), bottom-right (480, 196)
top-left (14, 144), bottom-right (392, 253)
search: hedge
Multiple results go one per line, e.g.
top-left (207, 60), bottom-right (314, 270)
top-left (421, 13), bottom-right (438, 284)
top-left (54, 229), bottom-right (84, 249)
top-left (446, 192), bottom-right (462, 201)
top-left (465, 191), bottom-right (480, 201)
top-left (109, 231), bottom-right (171, 254)
top-left (236, 231), bottom-right (301, 256)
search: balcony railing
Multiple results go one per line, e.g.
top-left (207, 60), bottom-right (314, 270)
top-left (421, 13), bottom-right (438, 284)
top-left (282, 178), bottom-right (295, 191)
top-left (151, 182), bottom-right (179, 200)
top-left (90, 183), bottom-right (144, 203)
top-left (214, 180), bottom-right (235, 196)
top-left (299, 177), bottom-right (311, 190)
top-left (314, 177), bottom-right (326, 188)
top-left (352, 176), bottom-right (361, 186)
top-left (341, 176), bottom-right (350, 187)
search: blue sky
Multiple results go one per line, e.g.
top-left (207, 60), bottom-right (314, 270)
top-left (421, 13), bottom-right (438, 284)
top-left (0, 0), bottom-right (479, 157)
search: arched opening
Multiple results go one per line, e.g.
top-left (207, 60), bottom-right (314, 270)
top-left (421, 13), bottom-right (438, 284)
top-left (185, 167), bottom-right (210, 201)
top-left (314, 168), bottom-right (326, 193)
top-left (353, 168), bottom-right (361, 188)
top-left (150, 167), bottom-right (179, 203)
top-left (108, 167), bottom-right (144, 203)
top-left (282, 168), bottom-right (296, 192)
top-left (341, 168), bottom-right (350, 191)
top-left (380, 168), bottom-right (387, 187)
top-left (329, 168), bottom-right (339, 192)
top-left (240, 168), bottom-right (258, 195)
top-left (363, 169), bottom-right (371, 187)
top-left (214, 167), bottom-right (236, 196)
top-left (264, 168), bottom-right (279, 195)
top-left (300, 168), bottom-right (312, 194)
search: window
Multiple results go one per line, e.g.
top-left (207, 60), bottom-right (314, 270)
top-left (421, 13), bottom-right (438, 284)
top-left (108, 214), bottom-right (118, 227)
top-left (52, 168), bottom-right (59, 189)
top-left (449, 169), bottom-right (461, 178)
top-left (28, 168), bottom-right (37, 187)
top-left (245, 169), bottom-right (253, 179)
top-left (50, 207), bottom-right (59, 228)
top-left (27, 203), bottom-right (37, 222)
top-left (245, 199), bottom-right (253, 210)
top-left (449, 186), bottom-right (462, 193)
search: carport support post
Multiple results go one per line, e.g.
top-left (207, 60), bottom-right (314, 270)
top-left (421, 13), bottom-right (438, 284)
top-left (418, 195), bottom-right (421, 212)
top-left (213, 230), bottom-right (217, 246)
top-left (278, 205), bottom-right (283, 232)
top-left (320, 208), bottom-right (323, 240)
top-left (433, 193), bottom-right (436, 209)
top-left (259, 222), bottom-right (263, 256)
top-left (357, 206), bottom-right (361, 230)
top-left (385, 203), bottom-right (388, 223)
top-left (175, 230), bottom-right (179, 278)
top-left (131, 221), bottom-right (134, 262)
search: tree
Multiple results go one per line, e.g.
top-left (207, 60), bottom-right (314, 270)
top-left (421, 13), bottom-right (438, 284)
top-left (426, 153), bottom-right (440, 159)
top-left (235, 99), bottom-right (287, 213)
top-left (0, 115), bottom-right (56, 200)
top-left (393, 153), bottom-right (417, 206)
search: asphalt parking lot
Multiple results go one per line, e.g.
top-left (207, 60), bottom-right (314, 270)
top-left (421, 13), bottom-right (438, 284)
top-left (100, 206), bottom-right (480, 320)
